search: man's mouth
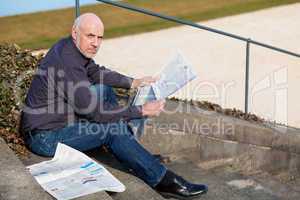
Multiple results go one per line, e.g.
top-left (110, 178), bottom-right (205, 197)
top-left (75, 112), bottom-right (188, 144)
top-left (88, 49), bottom-right (97, 54)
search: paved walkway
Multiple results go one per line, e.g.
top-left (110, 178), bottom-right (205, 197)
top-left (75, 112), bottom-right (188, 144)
top-left (94, 3), bottom-right (300, 127)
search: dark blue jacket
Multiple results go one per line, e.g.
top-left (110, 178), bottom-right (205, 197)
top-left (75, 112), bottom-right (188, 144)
top-left (21, 36), bottom-right (142, 133)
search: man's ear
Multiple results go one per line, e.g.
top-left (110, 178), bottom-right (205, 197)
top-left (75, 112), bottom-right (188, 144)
top-left (71, 26), bottom-right (77, 41)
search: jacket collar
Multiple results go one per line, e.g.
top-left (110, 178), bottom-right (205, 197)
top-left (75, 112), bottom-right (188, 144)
top-left (65, 36), bottom-right (90, 67)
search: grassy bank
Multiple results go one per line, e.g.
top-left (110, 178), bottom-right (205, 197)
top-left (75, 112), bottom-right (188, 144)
top-left (0, 0), bottom-right (299, 49)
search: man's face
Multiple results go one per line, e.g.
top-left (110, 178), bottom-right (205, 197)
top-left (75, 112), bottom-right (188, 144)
top-left (73, 22), bottom-right (104, 58)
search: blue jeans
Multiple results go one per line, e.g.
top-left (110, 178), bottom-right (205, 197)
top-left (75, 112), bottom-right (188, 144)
top-left (25, 84), bottom-right (166, 187)
top-left (90, 84), bottom-right (145, 140)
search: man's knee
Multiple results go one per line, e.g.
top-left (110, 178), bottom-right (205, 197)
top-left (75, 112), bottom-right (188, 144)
top-left (90, 84), bottom-right (116, 101)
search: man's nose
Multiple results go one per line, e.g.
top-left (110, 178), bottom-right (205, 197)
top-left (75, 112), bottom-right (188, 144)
top-left (91, 37), bottom-right (101, 47)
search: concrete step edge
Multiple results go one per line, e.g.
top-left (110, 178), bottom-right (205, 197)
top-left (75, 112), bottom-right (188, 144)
top-left (0, 138), bottom-right (52, 200)
top-left (150, 100), bottom-right (300, 154)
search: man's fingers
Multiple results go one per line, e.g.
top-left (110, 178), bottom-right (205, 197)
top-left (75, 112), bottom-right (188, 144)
top-left (142, 99), bottom-right (166, 117)
top-left (147, 76), bottom-right (157, 81)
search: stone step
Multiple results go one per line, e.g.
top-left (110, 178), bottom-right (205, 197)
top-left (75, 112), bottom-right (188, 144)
top-left (0, 138), bottom-right (52, 200)
top-left (165, 157), bottom-right (300, 200)
top-left (141, 100), bottom-right (300, 177)
top-left (142, 122), bottom-right (300, 179)
top-left (153, 100), bottom-right (300, 155)
top-left (4, 135), bottom-right (300, 200)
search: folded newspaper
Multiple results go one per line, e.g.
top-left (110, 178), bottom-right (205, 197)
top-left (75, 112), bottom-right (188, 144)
top-left (27, 143), bottom-right (125, 200)
top-left (133, 51), bottom-right (197, 105)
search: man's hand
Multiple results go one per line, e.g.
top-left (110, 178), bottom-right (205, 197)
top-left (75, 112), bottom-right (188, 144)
top-left (142, 100), bottom-right (165, 117)
top-left (131, 76), bottom-right (158, 89)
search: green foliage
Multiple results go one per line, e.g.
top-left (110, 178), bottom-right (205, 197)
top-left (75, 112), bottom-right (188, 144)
top-left (0, 43), bottom-right (43, 155)
top-left (0, 0), bottom-right (299, 49)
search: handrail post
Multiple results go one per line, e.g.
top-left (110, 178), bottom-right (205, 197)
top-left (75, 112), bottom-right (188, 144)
top-left (75, 0), bottom-right (80, 18)
top-left (245, 39), bottom-right (251, 114)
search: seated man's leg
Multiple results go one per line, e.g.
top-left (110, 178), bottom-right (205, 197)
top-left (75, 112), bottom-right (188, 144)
top-left (89, 84), bottom-right (118, 106)
top-left (90, 84), bottom-right (146, 140)
top-left (128, 118), bottom-right (146, 140)
top-left (105, 121), bottom-right (167, 187)
top-left (128, 86), bottom-right (157, 140)
top-left (25, 122), bottom-right (112, 157)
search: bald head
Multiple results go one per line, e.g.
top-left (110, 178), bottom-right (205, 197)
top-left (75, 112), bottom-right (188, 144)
top-left (72, 13), bottom-right (104, 58)
top-left (73, 13), bottom-right (104, 32)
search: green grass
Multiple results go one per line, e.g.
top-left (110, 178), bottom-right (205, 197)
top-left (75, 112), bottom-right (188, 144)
top-left (1, 0), bottom-right (299, 49)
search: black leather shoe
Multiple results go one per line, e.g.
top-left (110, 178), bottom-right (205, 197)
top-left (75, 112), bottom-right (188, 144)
top-left (155, 170), bottom-right (208, 200)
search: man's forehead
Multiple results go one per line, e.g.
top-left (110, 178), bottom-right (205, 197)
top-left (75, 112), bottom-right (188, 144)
top-left (80, 23), bottom-right (104, 35)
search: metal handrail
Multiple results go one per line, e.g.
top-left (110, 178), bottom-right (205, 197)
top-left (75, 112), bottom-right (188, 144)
top-left (75, 0), bottom-right (80, 18)
top-left (76, 0), bottom-right (300, 113)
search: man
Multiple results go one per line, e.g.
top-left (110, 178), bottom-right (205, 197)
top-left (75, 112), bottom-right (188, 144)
top-left (21, 13), bottom-right (208, 199)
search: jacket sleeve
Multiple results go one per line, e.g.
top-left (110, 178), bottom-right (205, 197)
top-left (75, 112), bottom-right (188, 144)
top-left (62, 61), bottom-right (143, 123)
top-left (86, 60), bottom-right (134, 89)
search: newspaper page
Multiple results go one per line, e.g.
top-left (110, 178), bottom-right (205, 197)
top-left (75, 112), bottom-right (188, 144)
top-left (133, 51), bottom-right (197, 105)
top-left (132, 85), bottom-right (156, 106)
top-left (27, 143), bottom-right (125, 200)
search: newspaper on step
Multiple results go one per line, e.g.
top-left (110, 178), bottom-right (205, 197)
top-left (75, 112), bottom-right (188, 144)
top-left (26, 143), bottom-right (125, 200)
top-left (132, 51), bottom-right (197, 105)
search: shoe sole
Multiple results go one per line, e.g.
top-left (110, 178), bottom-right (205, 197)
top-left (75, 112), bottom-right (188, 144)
top-left (158, 191), bottom-right (207, 200)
